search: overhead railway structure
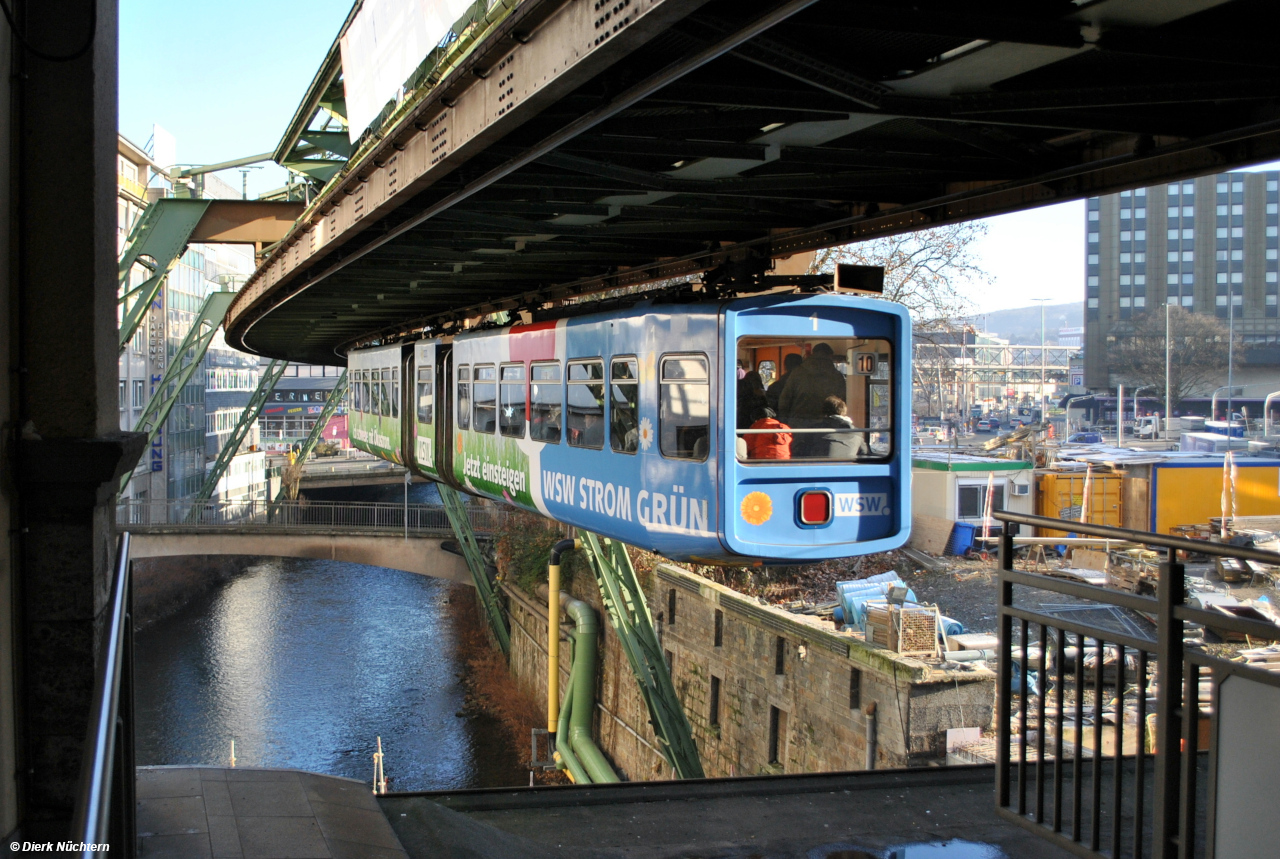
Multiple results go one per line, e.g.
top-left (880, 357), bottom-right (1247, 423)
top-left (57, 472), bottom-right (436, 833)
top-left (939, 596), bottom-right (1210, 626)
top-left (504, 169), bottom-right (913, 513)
top-left (226, 0), bottom-right (1280, 367)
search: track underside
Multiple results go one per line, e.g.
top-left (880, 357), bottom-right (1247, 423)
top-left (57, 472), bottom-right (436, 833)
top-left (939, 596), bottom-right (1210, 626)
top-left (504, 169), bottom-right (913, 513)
top-left (228, 0), bottom-right (1280, 365)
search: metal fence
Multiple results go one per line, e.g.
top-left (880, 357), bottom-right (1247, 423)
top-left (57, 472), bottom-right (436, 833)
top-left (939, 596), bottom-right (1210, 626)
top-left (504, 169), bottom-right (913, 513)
top-left (115, 498), bottom-right (508, 535)
top-left (994, 510), bottom-right (1280, 859)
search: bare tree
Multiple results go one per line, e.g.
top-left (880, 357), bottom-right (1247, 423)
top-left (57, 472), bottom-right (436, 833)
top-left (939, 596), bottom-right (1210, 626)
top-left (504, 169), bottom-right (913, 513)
top-left (1107, 307), bottom-right (1242, 409)
top-left (809, 222), bottom-right (990, 324)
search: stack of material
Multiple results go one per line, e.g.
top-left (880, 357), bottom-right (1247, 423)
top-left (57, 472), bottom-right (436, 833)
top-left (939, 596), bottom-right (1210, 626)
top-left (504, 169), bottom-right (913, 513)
top-left (864, 601), bottom-right (939, 657)
top-left (1238, 646), bottom-right (1280, 675)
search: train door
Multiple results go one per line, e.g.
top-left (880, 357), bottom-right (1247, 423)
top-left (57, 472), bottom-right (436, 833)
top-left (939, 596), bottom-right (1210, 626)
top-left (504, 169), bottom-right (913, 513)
top-left (409, 340), bottom-right (445, 481)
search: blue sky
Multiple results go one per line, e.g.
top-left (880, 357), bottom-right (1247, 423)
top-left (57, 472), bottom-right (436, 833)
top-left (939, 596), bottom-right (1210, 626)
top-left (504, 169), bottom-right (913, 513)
top-left (116, 1), bottom-right (1276, 314)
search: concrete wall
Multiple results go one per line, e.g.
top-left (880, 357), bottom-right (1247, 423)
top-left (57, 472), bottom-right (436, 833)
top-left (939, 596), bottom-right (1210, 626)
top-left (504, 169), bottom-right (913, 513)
top-left (2, 1), bottom-right (135, 840)
top-left (502, 558), bottom-right (994, 781)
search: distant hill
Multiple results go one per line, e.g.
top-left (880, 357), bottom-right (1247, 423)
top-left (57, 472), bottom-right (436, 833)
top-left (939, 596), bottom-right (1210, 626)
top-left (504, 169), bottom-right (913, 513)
top-left (966, 301), bottom-right (1082, 345)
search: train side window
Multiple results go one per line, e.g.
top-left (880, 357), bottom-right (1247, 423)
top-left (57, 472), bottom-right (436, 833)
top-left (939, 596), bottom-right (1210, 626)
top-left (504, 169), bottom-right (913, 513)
top-left (659, 354), bottom-right (709, 460)
top-left (499, 363), bottom-right (527, 438)
top-left (473, 365), bottom-right (497, 434)
top-left (390, 367), bottom-right (399, 420)
top-left (456, 366), bottom-right (471, 430)
top-left (610, 357), bottom-right (639, 454)
top-left (352, 370), bottom-right (362, 413)
top-left (530, 362), bottom-right (561, 443)
top-left (417, 366), bottom-right (433, 424)
top-left (372, 370), bottom-right (384, 416)
top-left (567, 359), bottom-right (605, 449)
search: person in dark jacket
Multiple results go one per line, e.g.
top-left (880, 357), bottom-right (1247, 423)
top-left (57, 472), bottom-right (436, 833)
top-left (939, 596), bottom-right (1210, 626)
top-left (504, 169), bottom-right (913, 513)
top-left (779, 343), bottom-right (846, 424)
top-left (765, 353), bottom-right (803, 412)
top-left (737, 370), bottom-right (768, 429)
top-left (807, 396), bottom-right (865, 459)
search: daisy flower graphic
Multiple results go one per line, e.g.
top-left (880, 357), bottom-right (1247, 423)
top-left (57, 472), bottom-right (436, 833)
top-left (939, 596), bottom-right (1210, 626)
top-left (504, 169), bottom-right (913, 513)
top-left (740, 491), bottom-right (773, 526)
top-left (638, 417), bottom-right (654, 451)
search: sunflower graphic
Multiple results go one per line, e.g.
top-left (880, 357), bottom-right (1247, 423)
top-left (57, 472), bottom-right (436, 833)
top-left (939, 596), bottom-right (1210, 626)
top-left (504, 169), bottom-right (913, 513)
top-left (455, 432), bottom-right (464, 455)
top-left (741, 491), bottom-right (773, 526)
top-left (638, 417), bottom-right (654, 451)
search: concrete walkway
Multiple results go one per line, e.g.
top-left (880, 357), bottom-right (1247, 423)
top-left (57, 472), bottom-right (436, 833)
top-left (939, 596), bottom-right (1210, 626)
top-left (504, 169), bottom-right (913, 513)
top-left (137, 766), bottom-right (409, 859)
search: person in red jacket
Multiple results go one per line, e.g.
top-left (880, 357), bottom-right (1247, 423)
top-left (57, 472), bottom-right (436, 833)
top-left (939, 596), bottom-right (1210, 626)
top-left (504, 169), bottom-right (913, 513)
top-left (745, 407), bottom-right (792, 460)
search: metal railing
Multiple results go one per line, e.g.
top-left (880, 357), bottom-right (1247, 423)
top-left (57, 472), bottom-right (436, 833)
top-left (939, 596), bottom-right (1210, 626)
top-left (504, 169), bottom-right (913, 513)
top-left (994, 510), bottom-right (1280, 859)
top-left (115, 498), bottom-right (507, 535)
top-left (71, 533), bottom-right (136, 857)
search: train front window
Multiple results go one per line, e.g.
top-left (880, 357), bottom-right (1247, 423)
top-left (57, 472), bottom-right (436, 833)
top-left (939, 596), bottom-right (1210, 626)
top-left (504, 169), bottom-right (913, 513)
top-left (611, 357), bottom-right (639, 454)
top-left (474, 365), bottom-right (497, 433)
top-left (735, 337), bottom-right (893, 462)
top-left (567, 360), bottom-right (605, 449)
top-left (499, 364), bottom-right (527, 438)
top-left (660, 355), bottom-right (709, 460)
top-left (530, 363), bottom-right (561, 443)
top-left (417, 366), bottom-right (433, 424)
top-left (456, 366), bottom-right (470, 430)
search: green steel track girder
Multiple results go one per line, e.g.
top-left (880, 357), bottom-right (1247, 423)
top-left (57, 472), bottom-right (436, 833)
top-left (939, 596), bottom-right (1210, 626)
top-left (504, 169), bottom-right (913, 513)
top-left (577, 531), bottom-right (705, 779)
top-left (439, 485), bottom-right (510, 656)
top-left (120, 291), bottom-right (236, 495)
top-left (190, 359), bottom-right (289, 510)
top-left (273, 369), bottom-right (348, 503)
top-left (118, 198), bottom-right (212, 352)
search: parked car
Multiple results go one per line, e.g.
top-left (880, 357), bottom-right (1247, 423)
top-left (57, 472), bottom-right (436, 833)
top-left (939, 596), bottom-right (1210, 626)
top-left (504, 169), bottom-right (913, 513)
top-left (1066, 431), bottom-right (1104, 444)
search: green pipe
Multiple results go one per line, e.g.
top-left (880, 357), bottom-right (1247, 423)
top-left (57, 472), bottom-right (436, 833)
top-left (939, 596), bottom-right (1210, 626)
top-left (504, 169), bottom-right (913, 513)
top-left (561, 597), bottom-right (619, 784)
top-left (546, 588), bottom-right (620, 784)
top-left (553, 648), bottom-right (591, 784)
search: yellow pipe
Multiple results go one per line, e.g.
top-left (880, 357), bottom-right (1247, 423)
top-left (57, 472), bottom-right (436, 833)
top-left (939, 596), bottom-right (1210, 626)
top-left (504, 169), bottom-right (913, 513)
top-left (547, 538), bottom-right (580, 738)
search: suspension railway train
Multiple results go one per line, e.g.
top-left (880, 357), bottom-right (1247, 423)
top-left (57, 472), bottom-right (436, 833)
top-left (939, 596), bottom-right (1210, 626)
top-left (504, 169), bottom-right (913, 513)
top-left (348, 293), bottom-right (911, 563)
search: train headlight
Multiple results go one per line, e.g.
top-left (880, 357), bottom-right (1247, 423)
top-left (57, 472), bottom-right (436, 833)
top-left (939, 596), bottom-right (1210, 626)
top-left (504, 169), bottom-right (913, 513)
top-left (798, 491), bottom-right (832, 526)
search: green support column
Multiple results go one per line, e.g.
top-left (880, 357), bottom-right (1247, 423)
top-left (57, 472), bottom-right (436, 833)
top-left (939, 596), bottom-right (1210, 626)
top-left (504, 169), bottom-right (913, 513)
top-left (189, 360), bottom-right (288, 510)
top-left (438, 485), bottom-right (510, 656)
top-left (117, 198), bottom-right (212, 352)
top-left (577, 531), bottom-right (705, 779)
top-left (120, 291), bottom-right (235, 495)
top-left (273, 370), bottom-right (348, 503)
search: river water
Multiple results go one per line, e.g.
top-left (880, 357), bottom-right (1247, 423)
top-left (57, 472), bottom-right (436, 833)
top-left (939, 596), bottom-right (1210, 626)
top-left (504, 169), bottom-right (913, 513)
top-left (133, 481), bottom-right (526, 791)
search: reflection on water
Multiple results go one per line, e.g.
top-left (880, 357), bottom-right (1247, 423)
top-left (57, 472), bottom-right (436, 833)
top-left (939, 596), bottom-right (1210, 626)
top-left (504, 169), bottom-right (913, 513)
top-left (134, 556), bottom-right (525, 791)
top-left (885, 842), bottom-right (1004, 859)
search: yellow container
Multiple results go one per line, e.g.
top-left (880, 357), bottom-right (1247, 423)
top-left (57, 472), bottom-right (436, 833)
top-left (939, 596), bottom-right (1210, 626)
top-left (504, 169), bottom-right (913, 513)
top-left (1036, 472), bottom-right (1123, 538)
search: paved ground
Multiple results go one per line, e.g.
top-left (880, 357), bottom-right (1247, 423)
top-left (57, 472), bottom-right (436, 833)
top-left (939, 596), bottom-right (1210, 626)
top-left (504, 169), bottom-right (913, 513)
top-left (380, 766), bottom-right (1077, 859)
top-left (136, 766), bottom-right (409, 859)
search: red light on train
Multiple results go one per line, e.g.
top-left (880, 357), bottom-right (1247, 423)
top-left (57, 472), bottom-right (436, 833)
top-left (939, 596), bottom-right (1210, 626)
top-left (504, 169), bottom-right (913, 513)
top-left (798, 491), bottom-right (831, 526)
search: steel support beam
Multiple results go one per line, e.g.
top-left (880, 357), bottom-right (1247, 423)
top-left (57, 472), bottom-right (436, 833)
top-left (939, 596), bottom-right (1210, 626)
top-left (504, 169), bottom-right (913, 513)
top-left (190, 360), bottom-right (289, 510)
top-left (117, 199), bottom-right (212, 352)
top-left (439, 485), bottom-right (510, 656)
top-left (120, 292), bottom-right (236, 495)
top-left (577, 531), bottom-right (704, 779)
top-left (273, 370), bottom-right (348, 503)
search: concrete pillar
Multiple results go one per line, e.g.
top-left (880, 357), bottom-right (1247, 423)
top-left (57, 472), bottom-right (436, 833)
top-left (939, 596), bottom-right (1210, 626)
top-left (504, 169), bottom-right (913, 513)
top-left (1, 0), bottom-right (143, 841)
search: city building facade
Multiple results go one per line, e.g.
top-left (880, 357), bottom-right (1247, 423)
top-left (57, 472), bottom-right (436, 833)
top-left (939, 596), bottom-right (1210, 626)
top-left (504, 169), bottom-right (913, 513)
top-left (117, 134), bottom-right (266, 505)
top-left (1084, 171), bottom-right (1280, 394)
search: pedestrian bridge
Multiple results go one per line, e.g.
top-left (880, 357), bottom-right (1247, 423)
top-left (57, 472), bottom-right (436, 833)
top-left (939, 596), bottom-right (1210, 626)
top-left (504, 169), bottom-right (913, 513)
top-left (116, 499), bottom-right (507, 583)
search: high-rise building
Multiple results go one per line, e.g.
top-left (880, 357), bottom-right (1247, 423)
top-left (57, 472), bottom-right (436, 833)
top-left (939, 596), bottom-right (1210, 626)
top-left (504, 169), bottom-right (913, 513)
top-left (1084, 171), bottom-right (1280, 392)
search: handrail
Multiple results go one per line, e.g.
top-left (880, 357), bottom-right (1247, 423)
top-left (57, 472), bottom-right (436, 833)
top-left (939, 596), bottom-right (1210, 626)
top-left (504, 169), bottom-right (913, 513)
top-left (115, 498), bottom-right (508, 535)
top-left (994, 509), bottom-right (1280, 566)
top-left (71, 532), bottom-right (135, 856)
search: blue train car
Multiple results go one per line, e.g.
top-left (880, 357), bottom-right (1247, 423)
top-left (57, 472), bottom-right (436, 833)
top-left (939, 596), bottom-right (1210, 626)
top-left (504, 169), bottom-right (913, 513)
top-left (350, 293), bottom-right (911, 563)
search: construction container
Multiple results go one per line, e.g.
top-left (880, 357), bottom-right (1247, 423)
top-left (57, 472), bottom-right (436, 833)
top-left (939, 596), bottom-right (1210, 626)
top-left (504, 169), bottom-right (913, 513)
top-left (1035, 470), bottom-right (1124, 538)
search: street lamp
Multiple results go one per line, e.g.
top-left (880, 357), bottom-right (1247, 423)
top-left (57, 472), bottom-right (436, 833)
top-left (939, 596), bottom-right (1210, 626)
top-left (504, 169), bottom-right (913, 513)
top-left (1032, 298), bottom-right (1051, 421)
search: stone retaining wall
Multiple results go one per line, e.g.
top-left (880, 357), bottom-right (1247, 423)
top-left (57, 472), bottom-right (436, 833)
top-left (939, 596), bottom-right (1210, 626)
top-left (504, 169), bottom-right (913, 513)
top-left (502, 558), bottom-right (995, 780)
